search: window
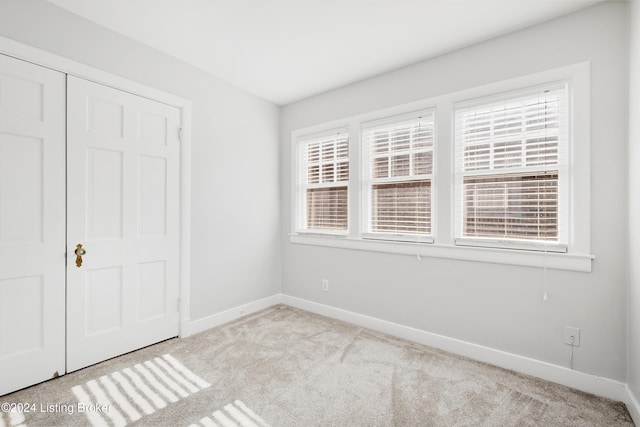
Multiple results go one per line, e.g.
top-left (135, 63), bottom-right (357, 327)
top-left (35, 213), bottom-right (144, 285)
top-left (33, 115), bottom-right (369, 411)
top-left (362, 112), bottom-right (435, 242)
top-left (454, 85), bottom-right (568, 251)
top-left (291, 63), bottom-right (591, 271)
top-left (295, 130), bottom-right (349, 233)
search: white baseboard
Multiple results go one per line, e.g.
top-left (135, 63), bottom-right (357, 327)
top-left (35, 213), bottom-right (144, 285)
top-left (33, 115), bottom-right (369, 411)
top-left (281, 294), bottom-right (628, 404)
top-left (180, 292), bottom-right (634, 418)
top-left (626, 386), bottom-right (640, 426)
top-left (182, 294), bottom-right (282, 336)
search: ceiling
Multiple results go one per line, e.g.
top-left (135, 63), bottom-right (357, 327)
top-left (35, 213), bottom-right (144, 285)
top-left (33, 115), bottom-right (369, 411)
top-left (45, 0), bottom-right (604, 105)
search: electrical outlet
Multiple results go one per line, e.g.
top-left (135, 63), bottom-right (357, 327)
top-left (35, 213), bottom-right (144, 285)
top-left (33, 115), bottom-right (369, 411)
top-left (321, 279), bottom-right (329, 292)
top-left (564, 326), bottom-right (580, 346)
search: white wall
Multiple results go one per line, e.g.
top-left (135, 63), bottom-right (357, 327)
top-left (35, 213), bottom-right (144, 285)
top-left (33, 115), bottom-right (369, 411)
top-left (0, 0), bottom-right (282, 321)
top-left (628, 0), bottom-right (640, 409)
top-left (281, 1), bottom-right (629, 381)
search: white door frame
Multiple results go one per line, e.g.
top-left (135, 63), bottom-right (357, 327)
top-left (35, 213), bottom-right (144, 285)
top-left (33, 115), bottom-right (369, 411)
top-left (0, 35), bottom-right (193, 338)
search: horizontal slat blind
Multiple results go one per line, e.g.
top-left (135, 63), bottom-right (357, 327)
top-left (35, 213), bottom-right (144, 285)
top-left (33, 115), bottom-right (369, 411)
top-left (463, 173), bottom-right (558, 239)
top-left (297, 130), bottom-right (349, 232)
top-left (362, 112), bottom-right (434, 240)
top-left (306, 187), bottom-right (348, 230)
top-left (454, 85), bottom-right (568, 245)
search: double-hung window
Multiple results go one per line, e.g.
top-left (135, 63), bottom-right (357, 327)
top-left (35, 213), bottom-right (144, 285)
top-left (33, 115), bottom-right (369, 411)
top-left (291, 63), bottom-right (590, 271)
top-left (362, 112), bottom-right (435, 242)
top-left (454, 84), bottom-right (568, 251)
top-left (295, 130), bottom-right (349, 233)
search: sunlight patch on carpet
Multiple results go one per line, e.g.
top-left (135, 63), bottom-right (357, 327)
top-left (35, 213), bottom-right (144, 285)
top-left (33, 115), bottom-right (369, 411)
top-left (0, 409), bottom-right (26, 427)
top-left (71, 354), bottom-right (211, 427)
top-left (189, 400), bottom-right (271, 427)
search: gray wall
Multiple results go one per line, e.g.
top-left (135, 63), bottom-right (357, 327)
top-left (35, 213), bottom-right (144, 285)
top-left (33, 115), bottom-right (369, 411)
top-left (0, 0), bottom-right (282, 321)
top-left (281, 1), bottom-right (629, 381)
top-left (628, 0), bottom-right (640, 406)
top-left (0, 0), bottom-right (633, 390)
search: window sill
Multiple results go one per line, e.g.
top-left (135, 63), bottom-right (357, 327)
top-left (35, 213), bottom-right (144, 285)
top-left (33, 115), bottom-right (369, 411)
top-left (454, 238), bottom-right (567, 253)
top-left (289, 233), bottom-right (594, 272)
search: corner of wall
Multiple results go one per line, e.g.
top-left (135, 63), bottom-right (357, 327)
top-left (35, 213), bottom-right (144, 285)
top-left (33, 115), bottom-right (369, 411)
top-left (625, 383), bottom-right (640, 426)
top-left (183, 294), bottom-right (283, 337)
top-left (627, 1), bottom-right (640, 425)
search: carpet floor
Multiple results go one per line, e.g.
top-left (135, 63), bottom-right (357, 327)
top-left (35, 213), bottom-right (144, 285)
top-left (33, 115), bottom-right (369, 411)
top-left (0, 305), bottom-right (634, 426)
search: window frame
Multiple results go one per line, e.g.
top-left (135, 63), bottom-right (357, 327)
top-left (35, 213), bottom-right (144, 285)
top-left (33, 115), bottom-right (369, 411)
top-left (361, 110), bottom-right (436, 243)
top-left (290, 62), bottom-right (593, 272)
top-left (293, 127), bottom-right (350, 235)
top-left (453, 83), bottom-right (569, 253)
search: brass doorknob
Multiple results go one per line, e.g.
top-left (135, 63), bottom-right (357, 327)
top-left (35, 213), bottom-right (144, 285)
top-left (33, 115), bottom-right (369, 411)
top-left (75, 244), bottom-right (86, 268)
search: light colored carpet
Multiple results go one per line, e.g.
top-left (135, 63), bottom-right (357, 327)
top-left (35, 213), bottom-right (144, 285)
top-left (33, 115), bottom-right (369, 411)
top-left (0, 305), bottom-right (634, 426)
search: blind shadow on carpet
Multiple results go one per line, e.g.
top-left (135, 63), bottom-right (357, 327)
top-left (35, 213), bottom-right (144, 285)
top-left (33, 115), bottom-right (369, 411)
top-left (0, 305), bottom-right (633, 426)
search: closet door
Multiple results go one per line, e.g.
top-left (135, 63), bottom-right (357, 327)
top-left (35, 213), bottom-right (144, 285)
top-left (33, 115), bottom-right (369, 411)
top-left (66, 76), bottom-right (181, 372)
top-left (0, 54), bottom-right (66, 395)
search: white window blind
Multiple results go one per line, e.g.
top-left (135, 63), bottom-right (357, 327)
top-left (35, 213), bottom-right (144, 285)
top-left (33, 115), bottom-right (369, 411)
top-left (362, 112), bottom-right (434, 241)
top-left (296, 130), bottom-right (349, 232)
top-left (454, 85), bottom-right (568, 249)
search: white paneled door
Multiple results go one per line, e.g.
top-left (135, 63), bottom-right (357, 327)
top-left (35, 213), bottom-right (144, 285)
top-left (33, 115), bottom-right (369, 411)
top-left (0, 55), bottom-right (66, 395)
top-left (66, 76), bottom-right (181, 372)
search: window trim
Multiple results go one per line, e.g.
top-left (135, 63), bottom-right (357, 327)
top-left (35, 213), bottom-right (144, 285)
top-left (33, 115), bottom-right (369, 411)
top-left (290, 62), bottom-right (592, 272)
top-left (453, 83), bottom-right (569, 251)
top-left (290, 233), bottom-right (593, 272)
top-left (293, 127), bottom-right (350, 234)
top-left (361, 109), bottom-right (436, 242)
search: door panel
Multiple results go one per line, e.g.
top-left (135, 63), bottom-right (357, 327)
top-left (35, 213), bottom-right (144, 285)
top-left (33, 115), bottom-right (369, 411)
top-left (85, 266), bottom-right (123, 335)
top-left (138, 260), bottom-right (167, 321)
top-left (86, 147), bottom-right (124, 239)
top-left (0, 134), bottom-right (43, 242)
top-left (0, 54), bottom-right (66, 396)
top-left (0, 276), bottom-right (44, 354)
top-left (66, 76), bottom-right (180, 372)
top-left (139, 155), bottom-right (168, 237)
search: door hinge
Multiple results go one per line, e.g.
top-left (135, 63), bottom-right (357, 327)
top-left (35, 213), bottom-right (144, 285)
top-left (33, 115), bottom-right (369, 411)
top-left (178, 127), bottom-right (184, 143)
